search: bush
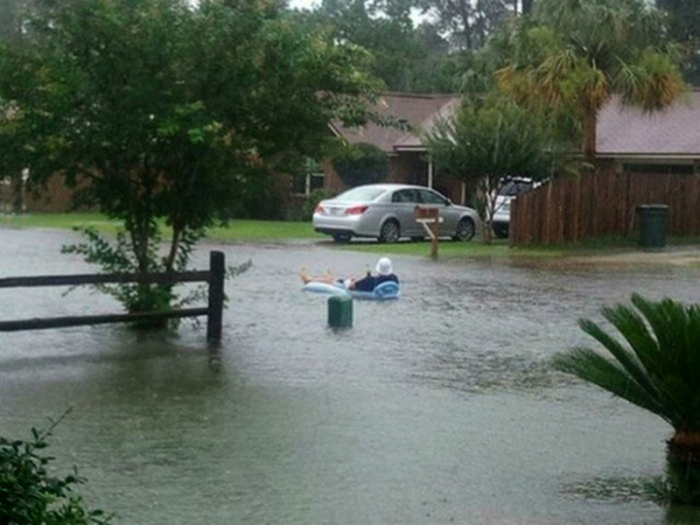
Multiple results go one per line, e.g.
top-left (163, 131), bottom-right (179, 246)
top-left (301, 189), bottom-right (335, 221)
top-left (332, 143), bottom-right (388, 187)
top-left (0, 413), bottom-right (111, 524)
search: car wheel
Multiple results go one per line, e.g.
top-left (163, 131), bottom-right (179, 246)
top-left (453, 218), bottom-right (475, 242)
top-left (378, 220), bottom-right (400, 243)
top-left (332, 233), bottom-right (351, 243)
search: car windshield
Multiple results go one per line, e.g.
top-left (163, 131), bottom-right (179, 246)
top-left (334, 186), bottom-right (387, 202)
top-left (498, 180), bottom-right (533, 197)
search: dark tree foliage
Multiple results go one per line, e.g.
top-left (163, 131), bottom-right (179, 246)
top-left (299, 0), bottom-right (463, 93)
top-left (656, 0), bottom-right (700, 85)
top-left (332, 142), bottom-right (389, 187)
top-left (416, 0), bottom-right (513, 52)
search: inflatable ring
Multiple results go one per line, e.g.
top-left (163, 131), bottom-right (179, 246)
top-left (302, 280), bottom-right (399, 301)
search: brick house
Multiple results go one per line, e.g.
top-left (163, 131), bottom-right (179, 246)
top-left (322, 92), bottom-right (467, 204)
top-left (13, 90), bottom-right (700, 214)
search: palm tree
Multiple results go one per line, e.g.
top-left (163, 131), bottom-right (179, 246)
top-left (553, 293), bottom-right (700, 504)
top-left (493, 0), bottom-right (686, 163)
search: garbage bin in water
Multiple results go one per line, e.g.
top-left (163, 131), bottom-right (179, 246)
top-left (637, 204), bottom-right (668, 249)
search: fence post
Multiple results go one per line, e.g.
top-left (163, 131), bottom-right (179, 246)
top-left (207, 251), bottom-right (225, 343)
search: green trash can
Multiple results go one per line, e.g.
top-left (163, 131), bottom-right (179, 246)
top-left (328, 295), bottom-right (353, 328)
top-left (637, 204), bottom-right (668, 249)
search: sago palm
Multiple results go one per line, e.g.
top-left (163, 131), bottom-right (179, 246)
top-left (553, 293), bottom-right (700, 504)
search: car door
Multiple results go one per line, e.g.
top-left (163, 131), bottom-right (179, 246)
top-left (390, 188), bottom-right (421, 237)
top-left (417, 188), bottom-right (455, 233)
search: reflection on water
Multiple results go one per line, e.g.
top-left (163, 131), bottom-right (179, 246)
top-left (1, 230), bottom-right (700, 523)
top-left (410, 345), bottom-right (571, 393)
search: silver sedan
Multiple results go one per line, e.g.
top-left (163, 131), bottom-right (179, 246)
top-left (312, 183), bottom-right (480, 243)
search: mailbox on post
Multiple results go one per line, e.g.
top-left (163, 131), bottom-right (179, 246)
top-left (414, 206), bottom-right (442, 259)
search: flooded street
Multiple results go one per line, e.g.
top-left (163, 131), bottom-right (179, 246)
top-left (2, 228), bottom-right (700, 524)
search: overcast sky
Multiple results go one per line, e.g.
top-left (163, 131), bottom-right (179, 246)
top-left (288, 0), bottom-right (319, 10)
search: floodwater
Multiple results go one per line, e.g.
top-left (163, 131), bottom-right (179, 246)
top-left (2, 228), bottom-right (700, 524)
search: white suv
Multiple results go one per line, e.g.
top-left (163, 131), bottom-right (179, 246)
top-left (492, 178), bottom-right (535, 238)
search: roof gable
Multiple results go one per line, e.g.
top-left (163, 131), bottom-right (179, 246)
top-left (331, 93), bottom-right (459, 153)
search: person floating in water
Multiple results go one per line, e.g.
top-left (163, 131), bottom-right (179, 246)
top-left (300, 257), bottom-right (399, 291)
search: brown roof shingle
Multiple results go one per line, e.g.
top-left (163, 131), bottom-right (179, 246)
top-left (330, 93), bottom-right (459, 153)
top-left (597, 91), bottom-right (700, 158)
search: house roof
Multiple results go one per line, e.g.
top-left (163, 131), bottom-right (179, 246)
top-left (597, 91), bottom-right (700, 159)
top-left (329, 93), bottom-right (459, 154)
top-left (332, 90), bottom-right (700, 161)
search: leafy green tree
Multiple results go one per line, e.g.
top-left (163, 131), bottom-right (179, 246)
top-left (424, 94), bottom-right (561, 243)
top-left (0, 0), bottom-right (43, 213)
top-left (416, 0), bottom-right (513, 52)
top-left (553, 294), bottom-right (700, 505)
top-left (0, 0), bottom-right (380, 315)
top-left (301, 0), bottom-right (460, 92)
top-left (493, 0), bottom-right (686, 162)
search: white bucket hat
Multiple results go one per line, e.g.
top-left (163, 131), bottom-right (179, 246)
top-left (376, 257), bottom-right (393, 276)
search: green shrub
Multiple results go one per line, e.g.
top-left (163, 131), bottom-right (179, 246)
top-left (0, 414), bottom-right (111, 524)
top-left (332, 143), bottom-right (388, 187)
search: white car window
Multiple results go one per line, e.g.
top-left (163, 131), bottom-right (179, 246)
top-left (335, 187), bottom-right (387, 202)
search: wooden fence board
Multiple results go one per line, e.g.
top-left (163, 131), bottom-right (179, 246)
top-left (0, 251), bottom-right (225, 342)
top-left (511, 170), bottom-right (700, 246)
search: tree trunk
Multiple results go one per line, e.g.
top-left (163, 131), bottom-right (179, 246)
top-left (480, 177), bottom-right (495, 244)
top-left (11, 171), bottom-right (23, 213)
top-left (582, 104), bottom-right (598, 167)
top-left (666, 432), bottom-right (700, 504)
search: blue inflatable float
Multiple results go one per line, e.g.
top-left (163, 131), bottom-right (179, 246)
top-left (303, 280), bottom-right (399, 301)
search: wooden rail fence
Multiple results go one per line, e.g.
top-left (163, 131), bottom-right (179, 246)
top-left (0, 250), bottom-right (225, 342)
top-left (510, 169), bottom-right (700, 246)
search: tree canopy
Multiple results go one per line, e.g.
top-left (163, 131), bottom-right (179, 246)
top-left (491, 0), bottom-right (686, 160)
top-left (0, 0), bottom-right (381, 313)
top-left (424, 94), bottom-right (561, 242)
top-left (300, 0), bottom-right (462, 93)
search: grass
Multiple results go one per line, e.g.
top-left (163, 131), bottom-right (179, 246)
top-left (0, 213), bottom-right (325, 241)
top-left (2, 212), bottom-right (698, 261)
top-left (0, 212), bottom-right (123, 234)
top-left (332, 237), bottom-right (553, 259)
top-left (0, 212), bottom-right (550, 259)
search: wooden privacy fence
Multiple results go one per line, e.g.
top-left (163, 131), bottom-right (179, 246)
top-left (0, 250), bottom-right (225, 342)
top-left (510, 169), bottom-right (700, 246)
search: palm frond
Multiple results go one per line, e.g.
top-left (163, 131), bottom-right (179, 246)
top-left (554, 294), bottom-right (700, 431)
top-left (552, 347), bottom-right (673, 424)
top-left (578, 317), bottom-right (678, 421)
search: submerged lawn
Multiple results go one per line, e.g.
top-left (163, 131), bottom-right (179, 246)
top-left (0, 213), bottom-right (323, 241)
top-left (0, 212), bottom-right (554, 259)
top-left (2, 212), bottom-right (698, 261)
